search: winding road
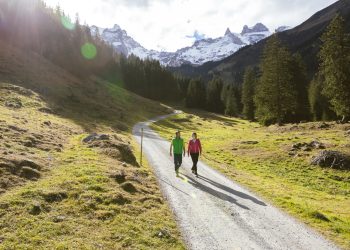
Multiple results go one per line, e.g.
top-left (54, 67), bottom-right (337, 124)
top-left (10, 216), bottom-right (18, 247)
top-left (132, 112), bottom-right (338, 250)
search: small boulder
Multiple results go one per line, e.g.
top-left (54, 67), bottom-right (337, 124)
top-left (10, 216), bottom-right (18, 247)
top-left (38, 107), bottom-right (53, 114)
top-left (109, 194), bottom-right (130, 205)
top-left (121, 182), bottom-right (137, 193)
top-left (5, 99), bottom-right (22, 109)
top-left (309, 141), bottom-right (325, 149)
top-left (42, 191), bottom-right (68, 203)
top-left (43, 121), bottom-right (51, 126)
top-left (20, 167), bottom-right (41, 180)
top-left (318, 122), bottom-right (330, 129)
top-left (18, 160), bottom-right (42, 170)
top-left (291, 142), bottom-right (308, 150)
top-left (311, 150), bottom-right (350, 170)
top-left (8, 125), bottom-right (27, 133)
top-left (291, 141), bottom-right (325, 152)
top-left (53, 215), bottom-right (66, 223)
top-left (156, 229), bottom-right (171, 239)
top-left (110, 170), bottom-right (126, 184)
top-left (82, 133), bottom-right (109, 143)
top-left (29, 203), bottom-right (41, 215)
top-left (241, 141), bottom-right (259, 145)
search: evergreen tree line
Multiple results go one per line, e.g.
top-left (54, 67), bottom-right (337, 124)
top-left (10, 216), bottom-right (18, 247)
top-left (185, 77), bottom-right (241, 116)
top-left (119, 55), bottom-right (184, 101)
top-left (0, 0), bottom-right (185, 102)
top-left (185, 14), bottom-right (350, 125)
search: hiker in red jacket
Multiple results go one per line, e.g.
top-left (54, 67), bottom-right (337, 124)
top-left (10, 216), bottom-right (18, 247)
top-left (187, 132), bottom-right (202, 176)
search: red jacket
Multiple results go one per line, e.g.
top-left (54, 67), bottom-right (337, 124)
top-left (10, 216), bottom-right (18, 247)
top-left (188, 139), bottom-right (202, 155)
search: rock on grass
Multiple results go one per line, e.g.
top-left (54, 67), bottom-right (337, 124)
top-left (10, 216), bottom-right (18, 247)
top-left (42, 191), bottom-right (68, 203)
top-left (29, 203), bottom-right (42, 215)
top-left (121, 182), bottom-right (137, 193)
top-left (20, 166), bottom-right (41, 180)
top-left (110, 170), bottom-right (126, 184)
top-left (309, 211), bottom-right (330, 222)
top-left (4, 98), bottom-right (22, 109)
top-left (83, 134), bottom-right (138, 166)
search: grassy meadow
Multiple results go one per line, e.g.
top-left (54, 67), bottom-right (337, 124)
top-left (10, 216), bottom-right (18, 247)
top-left (151, 109), bottom-right (350, 249)
top-left (0, 82), bottom-right (185, 249)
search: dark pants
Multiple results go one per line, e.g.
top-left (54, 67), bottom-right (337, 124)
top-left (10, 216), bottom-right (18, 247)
top-left (190, 153), bottom-right (199, 173)
top-left (174, 154), bottom-right (182, 171)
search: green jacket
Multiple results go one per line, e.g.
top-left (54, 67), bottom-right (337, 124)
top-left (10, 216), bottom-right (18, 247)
top-left (172, 137), bottom-right (184, 154)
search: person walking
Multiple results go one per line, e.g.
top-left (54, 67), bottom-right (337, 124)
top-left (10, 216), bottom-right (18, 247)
top-left (170, 131), bottom-right (185, 177)
top-left (188, 132), bottom-right (202, 177)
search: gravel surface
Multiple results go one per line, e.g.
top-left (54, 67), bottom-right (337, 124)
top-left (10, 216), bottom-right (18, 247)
top-left (133, 112), bottom-right (338, 250)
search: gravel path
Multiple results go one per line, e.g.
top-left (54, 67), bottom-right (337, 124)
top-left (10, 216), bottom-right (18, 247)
top-left (132, 112), bottom-right (338, 250)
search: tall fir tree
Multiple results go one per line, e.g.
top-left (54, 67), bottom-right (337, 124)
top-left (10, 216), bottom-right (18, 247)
top-left (308, 73), bottom-right (336, 121)
top-left (241, 67), bottom-right (256, 120)
top-left (186, 78), bottom-right (206, 108)
top-left (319, 14), bottom-right (350, 121)
top-left (288, 53), bottom-right (310, 121)
top-left (254, 35), bottom-right (298, 125)
top-left (225, 85), bottom-right (239, 116)
top-left (206, 77), bottom-right (224, 113)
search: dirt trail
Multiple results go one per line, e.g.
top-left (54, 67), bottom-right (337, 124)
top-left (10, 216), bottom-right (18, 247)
top-left (133, 112), bottom-right (339, 250)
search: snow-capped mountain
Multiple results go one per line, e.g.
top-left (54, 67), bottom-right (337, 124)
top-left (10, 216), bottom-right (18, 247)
top-left (275, 26), bottom-right (292, 33)
top-left (90, 23), bottom-right (272, 67)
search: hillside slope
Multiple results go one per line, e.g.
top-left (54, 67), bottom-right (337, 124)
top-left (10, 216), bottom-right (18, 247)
top-left (0, 41), bottom-right (184, 249)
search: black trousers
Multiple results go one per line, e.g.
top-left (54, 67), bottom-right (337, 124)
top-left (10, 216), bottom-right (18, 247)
top-left (174, 154), bottom-right (182, 171)
top-left (190, 153), bottom-right (199, 172)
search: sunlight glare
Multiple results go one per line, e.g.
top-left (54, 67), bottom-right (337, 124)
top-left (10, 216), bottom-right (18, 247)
top-left (61, 15), bottom-right (75, 30)
top-left (81, 43), bottom-right (97, 60)
top-left (181, 176), bottom-right (188, 183)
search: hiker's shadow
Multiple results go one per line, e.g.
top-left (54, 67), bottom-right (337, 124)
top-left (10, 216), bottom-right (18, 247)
top-left (198, 175), bottom-right (267, 207)
top-left (183, 174), bottom-right (251, 210)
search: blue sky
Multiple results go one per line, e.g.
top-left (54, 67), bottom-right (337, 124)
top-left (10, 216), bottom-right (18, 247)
top-left (44, 0), bottom-right (338, 52)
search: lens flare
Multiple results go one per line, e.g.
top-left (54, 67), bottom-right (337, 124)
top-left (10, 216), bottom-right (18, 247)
top-left (180, 176), bottom-right (188, 183)
top-left (61, 16), bottom-right (75, 30)
top-left (81, 43), bottom-right (97, 60)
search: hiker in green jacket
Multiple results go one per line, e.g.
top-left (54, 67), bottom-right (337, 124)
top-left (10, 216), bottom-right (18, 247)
top-left (170, 131), bottom-right (185, 177)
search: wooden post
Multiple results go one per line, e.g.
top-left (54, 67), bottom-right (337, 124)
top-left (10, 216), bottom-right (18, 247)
top-left (140, 127), bottom-right (144, 166)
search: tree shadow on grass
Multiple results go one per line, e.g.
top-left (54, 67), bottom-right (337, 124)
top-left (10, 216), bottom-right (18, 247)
top-left (183, 108), bottom-right (244, 126)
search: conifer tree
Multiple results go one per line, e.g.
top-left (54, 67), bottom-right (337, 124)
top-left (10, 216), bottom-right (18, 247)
top-left (206, 77), bottom-right (224, 113)
top-left (241, 67), bottom-right (256, 120)
top-left (319, 14), bottom-right (350, 121)
top-left (289, 53), bottom-right (310, 121)
top-left (254, 35), bottom-right (297, 125)
top-left (186, 78), bottom-right (206, 108)
top-left (225, 85), bottom-right (239, 116)
top-left (308, 73), bottom-right (335, 121)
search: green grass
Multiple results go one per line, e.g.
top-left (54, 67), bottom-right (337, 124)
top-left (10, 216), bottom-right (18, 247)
top-left (0, 83), bottom-right (184, 249)
top-left (151, 110), bottom-right (350, 249)
top-left (0, 135), bottom-right (184, 249)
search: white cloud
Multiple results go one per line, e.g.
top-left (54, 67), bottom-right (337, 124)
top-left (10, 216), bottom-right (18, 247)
top-left (43, 0), bottom-right (337, 52)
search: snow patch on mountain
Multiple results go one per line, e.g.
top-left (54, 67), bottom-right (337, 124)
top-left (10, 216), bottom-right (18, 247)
top-left (91, 23), bottom-right (273, 67)
top-left (275, 26), bottom-right (292, 32)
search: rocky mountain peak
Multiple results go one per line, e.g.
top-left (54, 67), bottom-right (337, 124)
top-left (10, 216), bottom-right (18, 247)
top-left (91, 23), bottom-right (272, 67)
top-left (241, 23), bottom-right (269, 34)
top-left (111, 24), bottom-right (121, 31)
top-left (275, 26), bottom-right (291, 33)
